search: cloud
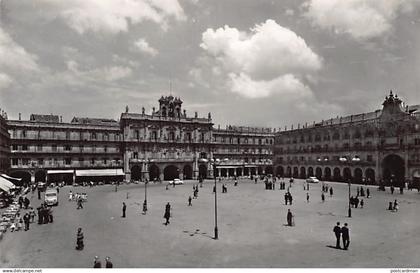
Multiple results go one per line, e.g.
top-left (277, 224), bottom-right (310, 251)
top-left (200, 19), bottom-right (321, 98)
top-left (133, 38), bottom-right (158, 56)
top-left (0, 73), bottom-right (13, 89)
top-left (303, 0), bottom-right (420, 41)
top-left (66, 60), bottom-right (132, 82)
top-left (37, 0), bottom-right (186, 34)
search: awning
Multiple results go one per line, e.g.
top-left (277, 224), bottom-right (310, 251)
top-left (75, 169), bottom-right (124, 177)
top-left (1, 174), bottom-right (22, 182)
top-left (0, 177), bottom-right (16, 192)
top-left (47, 170), bottom-right (74, 175)
top-left (413, 170), bottom-right (420, 178)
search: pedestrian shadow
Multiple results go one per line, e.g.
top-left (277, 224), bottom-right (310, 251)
top-left (183, 229), bottom-right (213, 239)
top-left (326, 245), bottom-right (338, 250)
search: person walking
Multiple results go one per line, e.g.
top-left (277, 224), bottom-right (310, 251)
top-left (24, 196), bottom-right (30, 209)
top-left (37, 205), bottom-right (42, 224)
top-left (391, 185), bottom-right (394, 194)
top-left (329, 187), bottom-right (333, 196)
top-left (29, 207), bottom-right (36, 223)
top-left (76, 228), bottom-right (84, 250)
top-left (360, 199), bottom-right (364, 208)
top-left (69, 190), bottom-right (73, 201)
top-left (287, 209), bottom-right (293, 226)
top-left (188, 196), bottom-right (192, 206)
top-left (321, 192), bottom-right (325, 202)
top-left (23, 213), bottom-right (30, 231)
top-left (164, 202), bottom-right (171, 225)
top-left (105, 257), bottom-right (113, 268)
top-left (48, 207), bottom-right (53, 223)
top-left (341, 223), bottom-right (350, 250)
top-left (393, 199), bottom-right (399, 211)
top-left (122, 202), bottom-right (126, 218)
top-left (367, 188), bottom-right (370, 198)
top-left (77, 196), bottom-right (84, 209)
top-left (93, 256), bottom-right (101, 268)
top-left (289, 193), bottom-right (293, 205)
top-left (333, 222), bottom-right (341, 249)
top-left (37, 188), bottom-right (41, 200)
top-left (306, 193), bottom-right (309, 203)
top-left (355, 196), bottom-right (359, 208)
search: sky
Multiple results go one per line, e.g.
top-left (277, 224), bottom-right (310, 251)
top-left (0, 0), bottom-right (420, 129)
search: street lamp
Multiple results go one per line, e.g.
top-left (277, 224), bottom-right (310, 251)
top-left (347, 180), bottom-right (351, 217)
top-left (211, 157), bottom-right (228, 240)
top-left (143, 159), bottom-right (153, 214)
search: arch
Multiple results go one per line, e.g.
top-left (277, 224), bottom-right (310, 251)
top-left (293, 167), bottom-right (299, 178)
top-left (258, 166), bottom-right (263, 175)
top-left (265, 166), bottom-right (273, 175)
top-left (244, 167), bottom-right (249, 176)
top-left (164, 165), bottom-right (179, 181)
top-left (250, 168), bottom-right (256, 176)
top-left (183, 165), bottom-right (193, 180)
top-left (315, 167), bottom-right (322, 180)
top-left (365, 168), bottom-right (375, 184)
top-left (354, 168), bottom-right (363, 183)
top-left (131, 165), bottom-right (142, 181)
top-left (149, 164), bottom-right (160, 181)
top-left (300, 167), bottom-right (306, 179)
top-left (236, 168), bottom-right (243, 177)
top-left (221, 168), bottom-right (228, 177)
top-left (198, 164), bottom-right (207, 179)
top-left (333, 168), bottom-right (341, 181)
top-left (228, 168), bottom-right (235, 177)
top-left (343, 167), bottom-right (352, 182)
top-left (324, 167), bottom-right (332, 181)
top-left (10, 171), bottom-right (31, 186)
top-left (35, 170), bottom-right (46, 183)
top-left (382, 154), bottom-right (405, 186)
top-left (275, 166), bottom-right (284, 177)
top-left (308, 167), bottom-right (314, 177)
top-left (286, 166), bottom-right (292, 177)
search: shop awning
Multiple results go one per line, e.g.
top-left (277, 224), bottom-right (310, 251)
top-left (1, 174), bottom-right (22, 182)
top-left (75, 169), bottom-right (124, 177)
top-left (47, 170), bottom-right (74, 175)
top-left (413, 171), bottom-right (420, 178)
top-left (0, 177), bottom-right (16, 192)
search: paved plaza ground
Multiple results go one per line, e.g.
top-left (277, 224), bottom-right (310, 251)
top-left (1, 178), bottom-right (420, 268)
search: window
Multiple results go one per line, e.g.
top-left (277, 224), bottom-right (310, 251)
top-left (80, 145), bottom-right (84, 152)
top-left (52, 145), bottom-right (57, 152)
top-left (135, 130), bottom-right (140, 140)
top-left (91, 132), bottom-right (97, 140)
top-left (12, 144), bottom-right (18, 151)
top-left (66, 131), bottom-right (70, 140)
top-left (104, 146), bottom-right (108, 152)
top-left (152, 131), bottom-right (158, 141)
top-left (133, 152), bottom-right (138, 159)
top-left (332, 132), bottom-right (340, 140)
top-left (93, 145), bottom-right (96, 152)
top-left (12, 158), bottom-right (18, 166)
top-left (38, 158), bottom-right (43, 165)
top-left (367, 155), bottom-right (373, 162)
top-left (104, 133), bottom-right (109, 141)
top-left (79, 158), bottom-right (84, 164)
top-left (22, 158), bottom-right (28, 165)
top-left (37, 145), bottom-right (42, 151)
top-left (65, 158), bottom-right (71, 165)
top-left (91, 158), bottom-right (95, 165)
top-left (22, 144), bottom-right (28, 151)
top-left (104, 158), bottom-right (107, 164)
top-left (64, 145), bottom-right (72, 151)
top-left (22, 130), bottom-right (27, 138)
top-left (415, 138), bottom-right (420, 145)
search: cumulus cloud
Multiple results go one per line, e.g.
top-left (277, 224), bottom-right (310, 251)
top-left (133, 38), bottom-right (159, 56)
top-left (200, 19), bottom-right (321, 98)
top-left (303, 0), bottom-right (420, 41)
top-left (37, 0), bottom-right (186, 34)
top-left (0, 73), bottom-right (13, 89)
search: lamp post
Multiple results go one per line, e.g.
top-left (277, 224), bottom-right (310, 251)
top-left (211, 157), bottom-right (228, 240)
top-left (348, 180), bottom-right (351, 217)
top-left (143, 159), bottom-right (152, 214)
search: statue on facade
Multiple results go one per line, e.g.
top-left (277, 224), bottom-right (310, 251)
top-left (142, 107), bottom-right (145, 115)
top-left (125, 105), bottom-right (129, 113)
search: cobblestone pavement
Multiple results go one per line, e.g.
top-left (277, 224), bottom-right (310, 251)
top-left (1, 178), bottom-right (419, 268)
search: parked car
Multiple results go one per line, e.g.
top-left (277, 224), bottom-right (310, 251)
top-left (306, 177), bottom-right (320, 183)
top-left (169, 179), bottom-right (184, 185)
top-left (44, 189), bottom-right (59, 206)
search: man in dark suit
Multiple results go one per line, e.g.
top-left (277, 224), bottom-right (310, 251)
top-left (287, 209), bottom-right (293, 226)
top-left (333, 222), bottom-right (341, 249)
top-left (122, 202), bottom-right (126, 218)
top-left (341, 223), bottom-right (350, 250)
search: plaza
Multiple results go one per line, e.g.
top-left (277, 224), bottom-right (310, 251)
top-left (1, 178), bottom-right (419, 268)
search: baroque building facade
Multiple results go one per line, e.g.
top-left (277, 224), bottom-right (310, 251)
top-left (0, 110), bottom-right (10, 173)
top-left (273, 91), bottom-right (420, 186)
top-left (3, 96), bottom-right (274, 185)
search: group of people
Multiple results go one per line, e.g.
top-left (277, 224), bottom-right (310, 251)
top-left (388, 199), bottom-right (399, 211)
top-left (349, 196), bottom-right (364, 208)
top-left (37, 203), bottom-right (54, 224)
top-left (93, 256), bottom-right (113, 268)
top-left (18, 196), bottom-right (30, 209)
top-left (10, 210), bottom-right (35, 232)
top-left (284, 192), bottom-right (293, 205)
top-left (68, 191), bottom-right (86, 209)
top-left (333, 222), bottom-right (350, 250)
top-left (322, 184), bottom-right (333, 196)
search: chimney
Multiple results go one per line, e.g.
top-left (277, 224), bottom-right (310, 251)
top-left (19, 113), bottom-right (21, 120)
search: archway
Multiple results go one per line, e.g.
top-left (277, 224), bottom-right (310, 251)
top-left (228, 168), bottom-right (235, 177)
top-left (183, 165), bottom-right (193, 180)
top-left (237, 168), bottom-right (243, 177)
top-left (164, 165), bottom-right (179, 181)
top-left (198, 164), bottom-right (207, 179)
top-left (382, 154), bottom-right (405, 186)
top-left (354, 168), bottom-right (363, 183)
top-left (286, 166), bottom-right (292, 177)
top-left (308, 167), bottom-right (314, 177)
top-left (10, 171), bottom-right (31, 186)
top-left (333, 168), bottom-right (341, 181)
top-left (315, 167), bottom-right (323, 180)
top-left (258, 166), bottom-right (263, 175)
top-left (275, 166), bottom-right (284, 177)
top-left (300, 167), bottom-right (306, 179)
top-left (343, 167), bottom-right (352, 182)
top-left (265, 166), bottom-right (273, 175)
top-left (244, 167), bottom-right (250, 176)
top-left (221, 168), bottom-right (228, 177)
top-left (250, 168), bottom-right (256, 176)
top-left (324, 167), bottom-right (332, 181)
top-left (131, 165), bottom-right (142, 181)
top-left (293, 167), bottom-right (299, 178)
top-left (35, 170), bottom-right (46, 183)
top-left (149, 164), bottom-right (160, 181)
top-left (365, 168), bottom-right (375, 184)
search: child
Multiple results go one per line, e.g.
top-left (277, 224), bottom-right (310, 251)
top-left (10, 220), bottom-right (16, 232)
